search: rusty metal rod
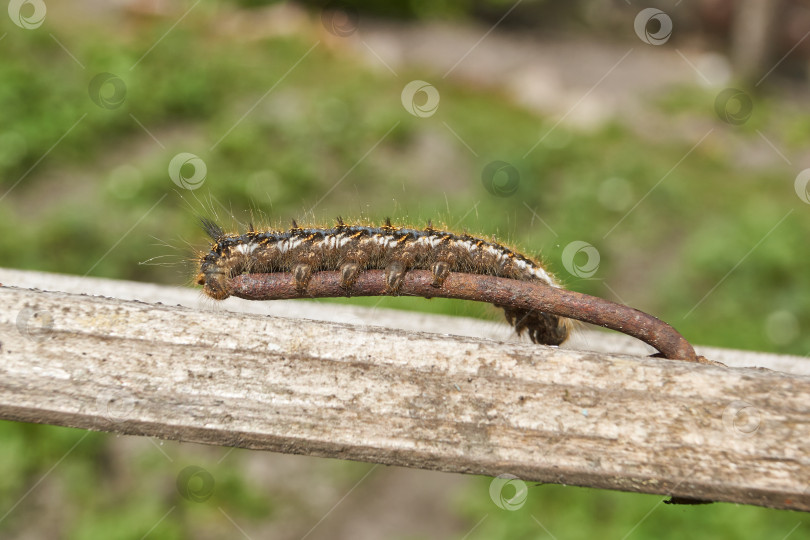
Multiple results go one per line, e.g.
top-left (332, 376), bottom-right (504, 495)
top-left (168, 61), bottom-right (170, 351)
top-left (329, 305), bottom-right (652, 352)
top-left (229, 270), bottom-right (710, 364)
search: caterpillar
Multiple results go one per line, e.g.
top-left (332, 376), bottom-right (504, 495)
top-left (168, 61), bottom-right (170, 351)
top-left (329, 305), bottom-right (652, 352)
top-left (196, 218), bottom-right (571, 345)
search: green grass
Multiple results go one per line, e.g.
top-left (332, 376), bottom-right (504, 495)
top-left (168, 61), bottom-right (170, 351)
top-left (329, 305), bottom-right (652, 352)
top-left (1, 3), bottom-right (808, 538)
top-left (3, 22), bottom-right (807, 353)
top-left (458, 480), bottom-right (810, 540)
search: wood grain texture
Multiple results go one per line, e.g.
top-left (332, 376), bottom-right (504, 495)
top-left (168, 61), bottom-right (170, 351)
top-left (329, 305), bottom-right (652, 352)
top-left (1, 280), bottom-right (809, 512)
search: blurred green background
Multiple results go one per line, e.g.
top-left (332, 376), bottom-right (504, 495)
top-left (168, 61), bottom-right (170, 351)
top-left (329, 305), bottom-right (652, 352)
top-left (1, 0), bottom-right (809, 538)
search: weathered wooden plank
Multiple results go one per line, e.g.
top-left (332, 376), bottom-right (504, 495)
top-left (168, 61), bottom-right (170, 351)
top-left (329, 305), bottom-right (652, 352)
top-left (2, 267), bottom-right (806, 375)
top-left (1, 277), bottom-right (809, 512)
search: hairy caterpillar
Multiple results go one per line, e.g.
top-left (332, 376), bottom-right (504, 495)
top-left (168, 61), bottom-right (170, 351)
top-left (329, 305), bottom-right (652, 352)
top-left (196, 218), bottom-right (571, 345)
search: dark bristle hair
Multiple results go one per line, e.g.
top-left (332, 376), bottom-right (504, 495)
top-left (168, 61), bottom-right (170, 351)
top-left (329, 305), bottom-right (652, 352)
top-left (199, 217), bottom-right (225, 241)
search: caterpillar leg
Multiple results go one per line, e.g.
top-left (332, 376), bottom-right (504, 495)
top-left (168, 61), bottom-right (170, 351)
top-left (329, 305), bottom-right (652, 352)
top-left (385, 247), bottom-right (421, 294)
top-left (292, 251), bottom-right (321, 292)
top-left (430, 261), bottom-right (451, 288)
top-left (339, 262), bottom-right (360, 289)
top-left (501, 306), bottom-right (570, 345)
top-left (385, 261), bottom-right (407, 294)
top-left (293, 264), bottom-right (313, 292)
top-left (338, 247), bottom-right (369, 291)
